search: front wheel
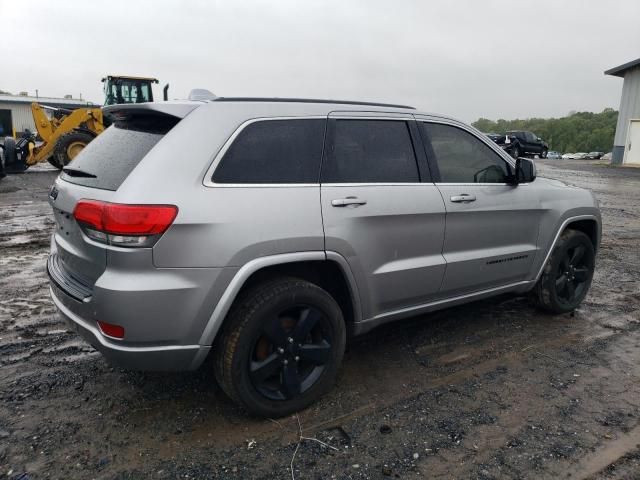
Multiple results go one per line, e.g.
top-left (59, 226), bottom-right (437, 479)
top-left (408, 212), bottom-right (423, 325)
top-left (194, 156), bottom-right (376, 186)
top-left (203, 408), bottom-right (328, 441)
top-left (512, 146), bottom-right (520, 159)
top-left (53, 131), bottom-right (94, 169)
top-left (540, 149), bottom-right (548, 159)
top-left (214, 278), bottom-right (346, 417)
top-left (530, 229), bottom-right (595, 313)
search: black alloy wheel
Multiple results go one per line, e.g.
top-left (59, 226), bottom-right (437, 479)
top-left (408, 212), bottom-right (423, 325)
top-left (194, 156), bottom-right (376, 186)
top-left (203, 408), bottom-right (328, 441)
top-left (249, 305), bottom-right (332, 400)
top-left (554, 243), bottom-right (591, 308)
top-left (531, 229), bottom-right (595, 313)
top-left (214, 278), bottom-right (346, 417)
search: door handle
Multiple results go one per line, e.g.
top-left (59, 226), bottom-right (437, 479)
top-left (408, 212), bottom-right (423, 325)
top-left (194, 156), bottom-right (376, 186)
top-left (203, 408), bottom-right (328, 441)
top-left (450, 194), bottom-right (476, 203)
top-left (331, 197), bottom-right (367, 207)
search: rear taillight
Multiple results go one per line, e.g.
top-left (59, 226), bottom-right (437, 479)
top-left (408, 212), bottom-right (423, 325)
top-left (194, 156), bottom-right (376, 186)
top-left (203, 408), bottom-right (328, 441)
top-left (73, 200), bottom-right (178, 248)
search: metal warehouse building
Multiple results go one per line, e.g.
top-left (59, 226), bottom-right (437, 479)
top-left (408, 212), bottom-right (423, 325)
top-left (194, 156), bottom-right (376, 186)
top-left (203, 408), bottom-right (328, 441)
top-left (605, 58), bottom-right (640, 165)
top-left (0, 93), bottom-right (95, 137)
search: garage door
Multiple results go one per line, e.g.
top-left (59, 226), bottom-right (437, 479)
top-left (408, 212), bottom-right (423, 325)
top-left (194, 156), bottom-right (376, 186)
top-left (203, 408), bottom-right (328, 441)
top-left (625, 120), bottom-right (640, 165)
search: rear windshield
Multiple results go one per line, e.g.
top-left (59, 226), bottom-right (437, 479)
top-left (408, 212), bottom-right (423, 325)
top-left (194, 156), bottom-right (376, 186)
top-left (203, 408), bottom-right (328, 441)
top-left (60, 114), bottom-right (178, 191)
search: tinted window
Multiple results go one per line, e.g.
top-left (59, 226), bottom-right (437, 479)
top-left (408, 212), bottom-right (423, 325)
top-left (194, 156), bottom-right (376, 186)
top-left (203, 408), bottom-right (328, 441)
top-left (322, 120), bottom-right (419, 183)
top-left (213, 119), bottom-right (325, 184)
top-left (421, 123), bottom-right (510, 183)
top-left (61, 115), bottom-right (178, 191)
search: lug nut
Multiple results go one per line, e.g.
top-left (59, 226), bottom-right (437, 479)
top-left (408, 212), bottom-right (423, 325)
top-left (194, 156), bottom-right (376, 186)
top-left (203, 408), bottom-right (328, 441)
top-left (288, 337), bottom-right (294, 343)
top-left (277, 347), bottom-right (284, 354)
top-left (295, 356), bottom-right (300, 362)
top-left (283, 359), bottom-right (289, 365)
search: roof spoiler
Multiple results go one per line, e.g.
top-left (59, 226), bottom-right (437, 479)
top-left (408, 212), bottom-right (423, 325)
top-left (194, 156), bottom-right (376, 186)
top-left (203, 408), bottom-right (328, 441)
top-left (103, 101), bottom-right (200, 121)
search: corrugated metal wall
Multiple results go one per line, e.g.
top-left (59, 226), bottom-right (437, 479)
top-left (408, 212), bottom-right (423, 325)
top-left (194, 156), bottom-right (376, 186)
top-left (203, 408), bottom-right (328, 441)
top-left (6, 104), bottom-right (37, 132)
top-left (0, 103), bottom-right (37, 133)
top-left (613, 66), bottom-right (640, 164)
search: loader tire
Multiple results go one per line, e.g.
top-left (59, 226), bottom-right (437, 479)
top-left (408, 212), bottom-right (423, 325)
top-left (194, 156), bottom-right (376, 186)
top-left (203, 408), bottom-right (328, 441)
top-left (53, 131), bottom-right (94, 169)
top-left (3, 137), bottom-right (17, 165)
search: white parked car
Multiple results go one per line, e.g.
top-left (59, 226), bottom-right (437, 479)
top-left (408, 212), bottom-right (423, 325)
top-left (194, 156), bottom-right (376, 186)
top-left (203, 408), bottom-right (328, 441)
top-left (562, 153), bottom-right (575, 159)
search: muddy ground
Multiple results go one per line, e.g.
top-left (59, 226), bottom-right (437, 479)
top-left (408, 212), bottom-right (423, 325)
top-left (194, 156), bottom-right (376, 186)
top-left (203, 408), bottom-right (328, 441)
top-left (1, 160), bottom-right (639, 480)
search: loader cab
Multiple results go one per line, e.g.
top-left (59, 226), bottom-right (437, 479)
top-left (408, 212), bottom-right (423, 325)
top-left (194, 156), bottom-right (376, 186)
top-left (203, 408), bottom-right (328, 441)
top-left (102, 76), bottom-right (159, 106)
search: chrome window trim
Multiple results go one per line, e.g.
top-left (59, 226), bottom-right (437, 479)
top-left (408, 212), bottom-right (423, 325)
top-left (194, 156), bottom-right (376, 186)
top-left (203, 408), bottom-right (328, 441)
top-left (202, 116), bottom-right (327, 188)
top-left (328, 113), bottom-right (415, 120)
top-left (434, 182), bottom-right (529, 187)
top-left (204, 114), bottom-right (423, 188)
top-left (322, 182), bottom-right (436, 187)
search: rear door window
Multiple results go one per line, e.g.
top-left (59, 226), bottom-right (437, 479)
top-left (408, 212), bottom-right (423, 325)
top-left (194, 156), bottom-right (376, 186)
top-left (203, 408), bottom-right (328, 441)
top-left (212, 119), bottom-right (326, 184)
top-left (61, 114), bottom-right (178, 191)
top-left (321, 119), bottom-right (420, 183)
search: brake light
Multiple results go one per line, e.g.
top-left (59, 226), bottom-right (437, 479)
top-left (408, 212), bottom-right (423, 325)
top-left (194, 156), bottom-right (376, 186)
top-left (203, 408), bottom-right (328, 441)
top-left (97, 320), bottom-right (125, 339)
top-left (73, 200), bottom-right (178, 247)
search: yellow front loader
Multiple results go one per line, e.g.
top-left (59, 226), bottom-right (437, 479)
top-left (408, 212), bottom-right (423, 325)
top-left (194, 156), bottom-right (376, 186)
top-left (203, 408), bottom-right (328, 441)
top-left (1, 75), bottom-right (165, 179)
top-left (0, 103), bottom-right (104, 175)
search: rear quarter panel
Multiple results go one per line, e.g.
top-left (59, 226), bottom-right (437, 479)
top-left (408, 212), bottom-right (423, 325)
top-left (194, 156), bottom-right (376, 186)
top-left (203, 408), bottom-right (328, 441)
top-left (113, 102), bottom-right (326, 268)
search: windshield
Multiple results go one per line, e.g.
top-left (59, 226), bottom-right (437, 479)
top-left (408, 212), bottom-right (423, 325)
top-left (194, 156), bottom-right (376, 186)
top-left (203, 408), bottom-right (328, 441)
top-left (103, 79), bottom-right (153, 106)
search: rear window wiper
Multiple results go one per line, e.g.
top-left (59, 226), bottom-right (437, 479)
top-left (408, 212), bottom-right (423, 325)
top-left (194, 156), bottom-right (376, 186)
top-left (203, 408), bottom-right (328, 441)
top-left (62, 167), bottom-right (97, 178)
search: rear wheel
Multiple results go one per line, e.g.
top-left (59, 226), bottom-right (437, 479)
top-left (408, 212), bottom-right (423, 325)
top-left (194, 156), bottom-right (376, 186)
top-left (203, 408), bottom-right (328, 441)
top-left (214, 278), bottom-right (346, 417)
top-left (53, 131), bottom-right (94, 169)
top-left (530, 230), bottom-right (595, 313)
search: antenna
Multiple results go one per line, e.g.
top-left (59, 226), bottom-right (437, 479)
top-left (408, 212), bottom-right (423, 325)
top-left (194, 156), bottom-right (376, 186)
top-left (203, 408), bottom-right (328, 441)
top-left (188, 89), bottom-right (216, 101)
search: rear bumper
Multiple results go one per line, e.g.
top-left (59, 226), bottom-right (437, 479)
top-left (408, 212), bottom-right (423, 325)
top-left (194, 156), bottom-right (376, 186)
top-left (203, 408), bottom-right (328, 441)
top-left (49, 283), bottom-right (210, 371)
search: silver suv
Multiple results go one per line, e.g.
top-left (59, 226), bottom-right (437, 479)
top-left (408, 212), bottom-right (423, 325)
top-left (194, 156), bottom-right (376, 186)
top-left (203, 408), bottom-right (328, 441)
top-left (47, 97), bottom-right (601, 416)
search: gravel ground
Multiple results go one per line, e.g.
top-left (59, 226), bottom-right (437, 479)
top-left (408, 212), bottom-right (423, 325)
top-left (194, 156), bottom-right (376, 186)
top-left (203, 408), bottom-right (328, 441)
top-left (1, 160), bottom-right (639, 479)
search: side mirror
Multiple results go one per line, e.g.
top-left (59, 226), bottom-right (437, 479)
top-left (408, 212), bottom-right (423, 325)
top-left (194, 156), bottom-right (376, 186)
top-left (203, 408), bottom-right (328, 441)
top-left (515, 157), bottom-right (536, 184)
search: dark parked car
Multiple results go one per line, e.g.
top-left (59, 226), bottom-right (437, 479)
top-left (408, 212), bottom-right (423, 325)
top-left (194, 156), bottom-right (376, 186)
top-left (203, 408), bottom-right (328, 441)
top-left (492, 131), bottom-right (549, 159)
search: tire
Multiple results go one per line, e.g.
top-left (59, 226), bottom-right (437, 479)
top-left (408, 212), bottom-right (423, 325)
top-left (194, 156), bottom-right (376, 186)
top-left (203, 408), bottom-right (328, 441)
top-left (530, 229), bottom-right (595, 314)
top-left (541, 149), bottom-right (548, 159)
top-left (3, 137), bottom-right (16, 165)
top-left (53, 131), bottom-right (94, 169)
top-left (512, 146), bottom-right (520, 159)
top-left (214, 277), bottom-right (346, 417)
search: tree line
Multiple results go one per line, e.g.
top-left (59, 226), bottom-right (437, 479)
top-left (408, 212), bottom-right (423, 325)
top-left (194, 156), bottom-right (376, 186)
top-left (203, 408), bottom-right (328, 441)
top-left (472, 108), bottom-right (618, 153)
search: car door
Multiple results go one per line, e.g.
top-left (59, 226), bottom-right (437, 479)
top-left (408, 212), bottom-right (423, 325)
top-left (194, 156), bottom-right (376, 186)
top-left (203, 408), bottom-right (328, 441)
top-left (417, 119), bottom-right (543, 297)
top-left (320, 113), bottom-right (446, 320)
top-left (525, 131), bottom-right (540, 155)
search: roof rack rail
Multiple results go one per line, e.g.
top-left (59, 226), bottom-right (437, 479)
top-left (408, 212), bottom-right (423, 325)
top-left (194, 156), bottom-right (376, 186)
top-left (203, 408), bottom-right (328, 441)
top-left (212, 97), bottom-right (415, 110)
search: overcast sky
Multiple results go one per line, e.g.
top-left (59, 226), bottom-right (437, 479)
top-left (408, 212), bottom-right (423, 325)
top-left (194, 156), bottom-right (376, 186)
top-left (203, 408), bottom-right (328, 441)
top-left (2, 0), bottom-right (638, 122)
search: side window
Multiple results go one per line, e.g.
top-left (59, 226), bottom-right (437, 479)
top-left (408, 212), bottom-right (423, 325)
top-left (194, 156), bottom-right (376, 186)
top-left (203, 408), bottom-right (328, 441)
top-left (212, 119), bottom-right (325, 184)
top-left (526, 132), bottom-right (538, 142)
top-left (421, 123), bottom-right (511, 183)
top-left (321, 120), bottom-right (419, 183)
